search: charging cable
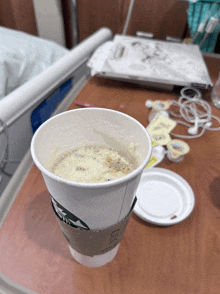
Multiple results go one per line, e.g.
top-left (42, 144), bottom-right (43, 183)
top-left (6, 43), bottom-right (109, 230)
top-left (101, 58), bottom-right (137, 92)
top-left (122, 0), bottom-right (136, 35)
top-left (192, 17), bottom-right (209, 43)
top-left (192, 2), bottom-right (219, 44)
top-left (199, 15), bottom-right (219, 48)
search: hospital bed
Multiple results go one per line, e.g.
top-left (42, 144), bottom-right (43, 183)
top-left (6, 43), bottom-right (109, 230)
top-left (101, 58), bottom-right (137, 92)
top-left (0, 27), bottom-right (113, 197)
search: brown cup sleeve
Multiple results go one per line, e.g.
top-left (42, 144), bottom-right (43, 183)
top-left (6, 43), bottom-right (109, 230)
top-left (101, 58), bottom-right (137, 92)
top-left (54, 197), bottom-right (137, 257)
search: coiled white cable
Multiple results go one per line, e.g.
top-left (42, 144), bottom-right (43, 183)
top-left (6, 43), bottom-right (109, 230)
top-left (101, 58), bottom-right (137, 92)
top-left (169, 87), bottom-right (220, 139)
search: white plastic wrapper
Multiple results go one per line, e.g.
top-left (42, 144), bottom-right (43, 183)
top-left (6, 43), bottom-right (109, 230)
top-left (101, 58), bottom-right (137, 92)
top-left (0, 26), bottom-right (69, 99)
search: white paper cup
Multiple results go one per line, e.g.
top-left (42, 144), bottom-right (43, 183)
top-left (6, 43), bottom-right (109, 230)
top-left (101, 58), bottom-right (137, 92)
top-left (31, 108), bottom-right (152, 267)
top-left (68, 243), bottom-right (120, 268)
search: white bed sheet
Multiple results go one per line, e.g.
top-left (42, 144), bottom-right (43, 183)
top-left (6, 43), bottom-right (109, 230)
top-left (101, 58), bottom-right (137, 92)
top-left (0, 26), bottom-right (69, 99)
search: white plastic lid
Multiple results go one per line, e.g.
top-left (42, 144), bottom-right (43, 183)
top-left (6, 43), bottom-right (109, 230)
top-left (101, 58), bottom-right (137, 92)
top-left (134, 168), bottom-right (195, 226)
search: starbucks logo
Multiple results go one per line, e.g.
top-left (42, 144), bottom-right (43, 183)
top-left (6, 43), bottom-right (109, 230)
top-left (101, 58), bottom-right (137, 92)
top-left (50, 195), bottom-right (90, 230)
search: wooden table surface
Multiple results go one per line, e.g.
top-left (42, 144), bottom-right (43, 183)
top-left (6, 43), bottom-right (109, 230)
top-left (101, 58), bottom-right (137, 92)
top-left (0, 56), bottom-right (220, 294)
